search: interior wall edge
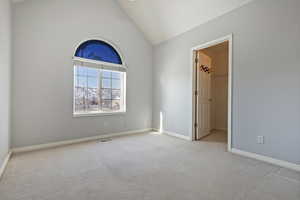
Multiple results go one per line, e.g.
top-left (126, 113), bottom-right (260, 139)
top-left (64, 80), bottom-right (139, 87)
top-left (0, 151), bottom-right (12, 180)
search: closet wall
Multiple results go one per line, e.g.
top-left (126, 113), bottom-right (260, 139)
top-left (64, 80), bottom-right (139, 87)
top-left (203, 43), bottom-right (228, 131)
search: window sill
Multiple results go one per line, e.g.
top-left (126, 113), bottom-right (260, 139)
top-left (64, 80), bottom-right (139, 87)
top-left (73, 111), bottom-right (126, 118)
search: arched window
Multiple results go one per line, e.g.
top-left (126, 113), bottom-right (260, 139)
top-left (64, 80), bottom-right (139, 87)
top-left (73, 39), bottom-right (126, 116)
top-left (75, 40), bottom-right (122, 65)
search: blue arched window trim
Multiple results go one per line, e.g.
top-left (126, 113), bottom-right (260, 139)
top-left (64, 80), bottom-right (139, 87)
top-left (75, 40), bottom-right (122, 65)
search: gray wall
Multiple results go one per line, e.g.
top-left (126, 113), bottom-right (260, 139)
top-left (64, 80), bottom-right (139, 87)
top-left (12, 0), bottom-right (153, 148)
top-left (0, 0), bottom-right (11, 167)
top-left (153, 0), bottom-right (300, 164)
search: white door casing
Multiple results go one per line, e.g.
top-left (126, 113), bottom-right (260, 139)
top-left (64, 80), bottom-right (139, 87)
top-left (191, 34), bottom-right (232, 152)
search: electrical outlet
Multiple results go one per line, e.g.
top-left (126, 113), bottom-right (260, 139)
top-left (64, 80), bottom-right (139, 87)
top-left (257, 136), bottom-right (264, 144)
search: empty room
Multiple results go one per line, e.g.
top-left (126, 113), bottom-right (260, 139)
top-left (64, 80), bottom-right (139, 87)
top-left (0, 0), bottom-right (299, 200)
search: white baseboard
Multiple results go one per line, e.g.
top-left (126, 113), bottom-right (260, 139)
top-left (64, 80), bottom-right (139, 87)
top-left (152, 128), bottom-right (192, 141)
top-left (231, 148), bottom-right (300, 172)
top-left (0, 151), bottom-right (12, 179)
top-left (165, 131), bottom-right (192, 141)
top-left (12, 128), bottom-right (152, 154)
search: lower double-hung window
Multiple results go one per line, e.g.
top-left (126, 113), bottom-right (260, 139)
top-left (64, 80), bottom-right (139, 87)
top-left (73, 40), bottom-right (126, 116)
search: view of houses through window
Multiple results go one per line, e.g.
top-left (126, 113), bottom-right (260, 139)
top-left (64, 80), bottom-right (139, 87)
top-left (74, 65), bottom-right (125, 114)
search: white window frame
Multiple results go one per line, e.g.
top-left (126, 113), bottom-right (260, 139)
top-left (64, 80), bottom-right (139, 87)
top-left (72, 56), bottom-right (127, 117)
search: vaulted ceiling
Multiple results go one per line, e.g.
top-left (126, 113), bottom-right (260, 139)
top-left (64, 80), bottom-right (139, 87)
top-left (118, 0), bottom-right (254, 44)
top-left (12, 0), bottom-right (254, 45)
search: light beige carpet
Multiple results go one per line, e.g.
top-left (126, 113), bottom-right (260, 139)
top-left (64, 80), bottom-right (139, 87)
top-left (0, 131), bottom-right (299, 200)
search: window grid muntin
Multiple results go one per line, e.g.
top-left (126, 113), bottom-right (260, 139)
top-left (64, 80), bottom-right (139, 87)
top-left (100, 70), bottom-right (121, 110)
top-left (75, 71), bottom-right (100, 111)
top-left (74, 65), bottom-right (124, 114)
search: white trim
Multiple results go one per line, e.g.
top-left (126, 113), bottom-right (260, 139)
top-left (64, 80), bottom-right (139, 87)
top-left (73, 57), bottom-right (127, 72)
top-left (191, 34), bottom-right (233, 152)
top-left (191, 35), bottom-right (232, 51)
top-left (0, 151), bottom-right (12, 179)
top-left (231, 148), bottom-right (300, 172)
top-left (12, 129), bottom-right (152, 154)
top-left (73, 111), bottom-right (126, 118)
top-left (152, 128), bottom-right (192, 141)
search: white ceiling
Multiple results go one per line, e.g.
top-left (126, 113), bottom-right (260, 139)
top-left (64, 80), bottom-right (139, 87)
top-left (118, 0), bottom-right (254, 44)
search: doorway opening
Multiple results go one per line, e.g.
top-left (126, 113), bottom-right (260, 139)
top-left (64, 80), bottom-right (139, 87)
top-left (191, 35), bottom-right (232, 151)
